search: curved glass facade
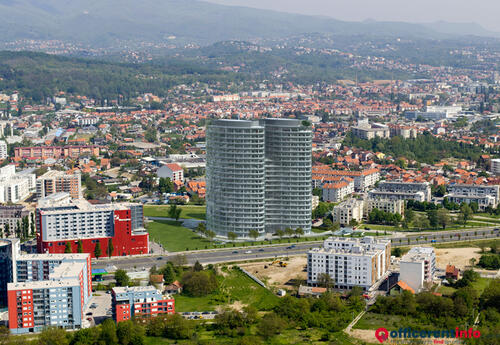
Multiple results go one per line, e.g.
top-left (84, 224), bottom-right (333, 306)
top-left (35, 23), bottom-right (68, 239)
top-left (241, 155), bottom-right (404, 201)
top-left (206, 119), bottom-right (312, 238)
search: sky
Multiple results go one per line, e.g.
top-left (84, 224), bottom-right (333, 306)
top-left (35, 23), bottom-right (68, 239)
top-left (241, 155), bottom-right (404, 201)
top-left (205, 0), bottom-right (500, 32)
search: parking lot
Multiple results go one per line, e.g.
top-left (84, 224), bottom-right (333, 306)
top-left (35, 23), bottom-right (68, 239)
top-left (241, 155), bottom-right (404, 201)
top-left (85, 292), bottom-right (112, 325)
top-left (181, 311), bottom-right (218, 320)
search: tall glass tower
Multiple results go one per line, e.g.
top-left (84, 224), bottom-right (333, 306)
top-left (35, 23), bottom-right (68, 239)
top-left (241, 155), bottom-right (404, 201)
top-left (206, 118), bottom-right (312, 238)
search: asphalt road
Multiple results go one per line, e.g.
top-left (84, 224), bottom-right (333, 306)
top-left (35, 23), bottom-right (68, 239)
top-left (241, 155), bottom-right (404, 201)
top-left (92, 228), bottom-right (499, 271)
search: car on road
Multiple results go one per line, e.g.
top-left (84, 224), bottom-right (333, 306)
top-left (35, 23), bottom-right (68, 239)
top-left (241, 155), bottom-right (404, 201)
top-left (258, 248), bottom-right (265, 252)
top-left (245, 250), bottom-right (252, 254)
top-left (86, 317), bottom-right (93, 322)
top-left (156, 257), bottom-right (163, 260)
top-left (86, 312), bottom-right (93, 316)
top-left (232, 250), bottom-right (238, 254)
top-left (431, 239), bottom-right (437, 243)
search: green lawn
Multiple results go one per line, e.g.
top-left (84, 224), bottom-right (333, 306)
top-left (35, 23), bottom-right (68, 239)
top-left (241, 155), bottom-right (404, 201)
top-left (144, 205), bottom-right (206, 220)
top-left (147, 220), bottom-right (213, 252)
top-left (438, 277), bottom-right (492, 296)
top-left (354, 312), bottom-right (406, 330)
top-left (147, 220), bottom-right (338, 252)
top-left (174, 268), bottom-right (279, 312)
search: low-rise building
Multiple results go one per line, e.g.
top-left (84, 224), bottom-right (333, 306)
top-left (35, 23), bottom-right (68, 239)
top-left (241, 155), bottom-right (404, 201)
top-left (352, 119), bottom-right (390, 140)
top-left (112, 286), bottom-right (175, 322)
top-left (307, 236), bottom-right (391, 291)
top-left (0, 165), bottom-right (35, 203)
top-left (369, 180), bottom-right (431, 202)
top-left (157, 163), bottom-right (184, 183)
top-left (331, 198), bottom-right (364, 226)
top-left (363, 199), bottom-right (405, 218)
top-left (322, 180), bottom-right (354, 202)
top-left (399, 247), bottom-right (436, 292)
top-left (446, 184), bottom-right (500, 210)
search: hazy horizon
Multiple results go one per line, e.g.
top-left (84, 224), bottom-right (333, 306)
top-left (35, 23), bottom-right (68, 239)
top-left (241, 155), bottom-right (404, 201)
top-left (205, 0), bottom-right (500, 32)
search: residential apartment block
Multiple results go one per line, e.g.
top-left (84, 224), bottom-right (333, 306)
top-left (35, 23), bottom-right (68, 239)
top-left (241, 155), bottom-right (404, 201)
top-left (491, 158), bottom-right (500, 175)
top-left (307, 236), bottom-right (391, 291)
top-left (399, 247), bottom-right (436, 292)
top-left (331, 198), bottom-right (364, 226)
top-left (14, 145), bottom-right (100, 160)
top-left (7, 252), bottom-right (92, 334)
top-left (0, 165), bottom-right (35, 203)
top-left (0, 140), bottom-right (7, 159)
top-left (0, 239), bottom-right (19, 306)
top-left (363, 199), bottom-right (405, 218)
top-left (446, 184), bottom-right (500, 210)
top-left (112, 286), bottom-right (175, 323)
top-left (369, 180), bottom-right (431, 202)
top-left (0, 205), bottom-right (32, 238)
top-left (36, 170), bottom-right (82, 199)
top-left (312, 166), bottom-right (379, 191)
top-left (351, 119), bottom-right (390, 140)
top-left (206, 119), bottom-right (312, 237)
top-left (322, 179), bottom-right (355, 202)
top-left (36, 193), bottom-right (148, 257)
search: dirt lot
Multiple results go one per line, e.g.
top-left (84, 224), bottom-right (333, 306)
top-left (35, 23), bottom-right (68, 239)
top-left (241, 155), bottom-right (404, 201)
top-left (240, 256), bottom-right (307, 290)
top-left (435, 247), bottom-right (481, 270)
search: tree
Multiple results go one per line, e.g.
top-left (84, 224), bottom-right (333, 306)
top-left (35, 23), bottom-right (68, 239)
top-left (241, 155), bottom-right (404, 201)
top-left (94, 241), bottom-right (102, 258)
top-left (64, 241), bottom-right (72, 253)
top-left (4, 223), bottom-right (9, 238)
top-left (295, 227), bottom-right (304, 238)
top-left (168, 204), bottom-right (182, 221)
top-left (181, 271), bottom-right (218, 297)
top-left (117, 320), bottom-right (145, 345)
top-left (107, 238), bottom-right (114, 257)
top-left (437, 208), bottom-right (450, 230)
top-left (275, 229), bottom-right (285, 240)
top-left (163, 314), bottom-right (194, 339)
top-left (349, 219), bottom-right (358, 227)
top-left (205, 230), bottom-right (216, 242)
top-left (100, 319), bottom-right (119, 345)
top-left (161, 264), bottom-right (176, 284)
top-left (115, 269), bottom-right (130, 287)
top-left (77, 240), bottom-right (83, 253)
top-left (227, 232), bottom-right (237, 242)
top-left (193, 261), bottom-right (203, 272)
top-left (196, 222), bottom-right (206, 235)
top-left (257, 312), bottom-right (286, 339)
top-left (427, 209), bottom-right (438, 228)
top-left (249, 229), bottom-right (259, 241)
top-left (284, 227), bottom-right (294, 237)
top-left (317, 273), bottom-right (334, 290)
top-left (460, 203), bottom-right (473, 224)
top-left (38, 327), bottom-right (70, 345)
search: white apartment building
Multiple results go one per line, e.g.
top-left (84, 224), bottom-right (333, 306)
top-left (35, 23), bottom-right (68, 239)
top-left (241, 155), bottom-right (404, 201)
top-left (399, 247), bottom-right (436, 292)
top-left (0, 140), bottom-right (7, 159)
top-left (313, 168), bottom-right (379, 191)
top-left (322, 180), bottom-right (355, 202)
top-left (157, 163), bottom-right (184, 183)
top-left (307, 236), bottom-right (391, 291)
top-left (491, 158), bottom-right (500, 175)
top-left (446, 184), bottom-right (500, 210)
top-left (369, 180), bottom-right (431, 202)
top-left (363, 199), bottom-right (404, 218)
top-left (331, 198), bottom-right (364, 226)
top-left (351, 119), bottom-right (390, 140)
top-left (0, 165), bottom-right (35, 203)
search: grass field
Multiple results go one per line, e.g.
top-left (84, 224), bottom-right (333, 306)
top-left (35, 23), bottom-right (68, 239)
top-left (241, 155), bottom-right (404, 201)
top-left (354, 312), bottom-right (407, 330)
top-left (438, 277), bottom-right (492, 296)
top-left (432, 238), bottom-right (500, 250)
top-left (147, 220), bottom-right (213, 252)
top-left (147, 220), bottom-right (342, 252)
top-left (144, 205), bottom-right (206, 220)
top-left (174, 267), bottom-right (279, 312)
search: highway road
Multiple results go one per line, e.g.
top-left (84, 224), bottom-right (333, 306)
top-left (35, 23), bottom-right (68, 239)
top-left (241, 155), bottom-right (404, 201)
top-left (92, 228), bottom-right (499, 271)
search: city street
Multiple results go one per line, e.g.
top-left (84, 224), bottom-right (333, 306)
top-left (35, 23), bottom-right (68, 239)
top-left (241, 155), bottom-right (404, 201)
top-left (93, 228), bottom-right (500, 271)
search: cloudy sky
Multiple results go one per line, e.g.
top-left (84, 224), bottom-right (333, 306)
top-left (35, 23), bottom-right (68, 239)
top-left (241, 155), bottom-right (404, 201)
top-left (205, 0), bottom-right (500, 32)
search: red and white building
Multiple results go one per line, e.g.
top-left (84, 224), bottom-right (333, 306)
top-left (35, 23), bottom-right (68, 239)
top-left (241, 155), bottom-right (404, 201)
top-left (322, 179), bottom-right (355, 202)
top-left (36, 193), bottom-right (148, 257)
top-left (112, 286), bottom-right (175, 323)
top-left (8, 253), bottom-right (92, 334)
top-left (157, 163), bottom-right (184, 183)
